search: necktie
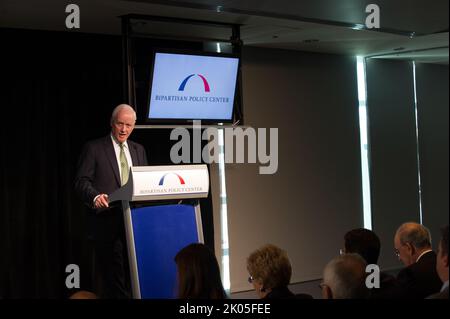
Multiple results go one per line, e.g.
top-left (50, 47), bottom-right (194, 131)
top-left (119, 143), bottom-right (129, 186)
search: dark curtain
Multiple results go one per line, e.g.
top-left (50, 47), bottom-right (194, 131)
top-left (1, 29), bottom-right (124, 298)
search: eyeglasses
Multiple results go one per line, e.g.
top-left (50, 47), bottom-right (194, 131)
top-left (395, 242), bottom-right (412, 258)
top-left (248, 276), bottom-right (254, 283)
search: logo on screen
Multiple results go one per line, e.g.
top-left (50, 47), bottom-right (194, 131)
top-left (158, 173), bottom-right (186, 186)
top-left (178, 74), bottom-right (210, 92)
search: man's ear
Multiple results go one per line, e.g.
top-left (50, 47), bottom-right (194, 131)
top-left (406, 242), bottom-right (416, 256)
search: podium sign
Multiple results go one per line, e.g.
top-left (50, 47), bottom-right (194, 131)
top-left (132, 165), bottom-right (209, 201)
top-left (109, 164), bottom-right (209, 203)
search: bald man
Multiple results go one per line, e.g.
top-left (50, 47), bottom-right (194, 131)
top-left (75, 104), bottom-right (148, 298)
top-left (394, 222), bottom-right (442, 298)
top-left (321, 253), bottom-right (369, 299)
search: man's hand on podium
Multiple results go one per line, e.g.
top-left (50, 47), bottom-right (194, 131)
top-left (94, 194), bottom-right (109, 209)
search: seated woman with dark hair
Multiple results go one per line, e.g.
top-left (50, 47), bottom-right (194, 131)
top-left (247, 244), bottom-right (311, 299)
top-left (175, 243), bottom-right (227, 299)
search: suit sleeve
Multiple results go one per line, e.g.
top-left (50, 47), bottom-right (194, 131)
top-left (396, 267), bottom-right (415, 298)
top-left (74, 142), bottom-right (100, 207)
top-left (137, 143), bottom-right (149, 166)
top-left (142, 145), bottom-right (148, 166)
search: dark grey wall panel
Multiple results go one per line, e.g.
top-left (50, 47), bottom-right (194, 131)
top-left (366, 59), bottom-right (420, 269)
top-left (415, 63), bottom-right (449, 247)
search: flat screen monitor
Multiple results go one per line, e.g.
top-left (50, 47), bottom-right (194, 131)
top-left (146, 51), bottom-right (240, 123)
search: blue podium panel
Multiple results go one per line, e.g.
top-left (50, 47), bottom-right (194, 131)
top-left (130, 204), bottom-right (199, 299)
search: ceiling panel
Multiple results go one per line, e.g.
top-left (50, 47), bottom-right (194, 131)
top-left (128, 0), bottom-right (449, 34)
top-left (0, 0), bottom-right (448, 63)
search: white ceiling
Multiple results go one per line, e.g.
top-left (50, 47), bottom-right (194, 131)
top-left (1, 0), bottom-right (448, 63)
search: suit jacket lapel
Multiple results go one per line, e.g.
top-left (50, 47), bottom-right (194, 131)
top-left (104, 136), bottom-right (121, 187)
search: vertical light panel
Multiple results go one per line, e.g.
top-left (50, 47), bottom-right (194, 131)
top-left (217, 127), bottom-right (230, 292)
top-left (412, 61), bottom-right (424, 224)
top-left (216, 40), bottom-right (230, 293)
top-left (356, 56), bottom-right (372, 230)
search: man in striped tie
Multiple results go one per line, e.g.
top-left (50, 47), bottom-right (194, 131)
top-left (75, 104), bottom-right (148, 298)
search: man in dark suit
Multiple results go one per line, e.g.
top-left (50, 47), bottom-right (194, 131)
top-left (75, 104), bottom-right (148, 298)
top-left (343, 228), bottom-right (399, 299)
top-left (394, 222), bottom-right (442, 298)
top-left (427, 225), bottom-right (449, 299)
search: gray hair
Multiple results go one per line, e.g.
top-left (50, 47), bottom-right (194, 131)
top-left (110, 104), bottom-right (136, 124)
top-left (323, 253), bottom-right (369, 299)
top-left (396, 222), bottom-right (432, 249)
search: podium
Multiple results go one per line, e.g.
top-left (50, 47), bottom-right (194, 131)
top-left (108, 164), bottom-right (209, 299)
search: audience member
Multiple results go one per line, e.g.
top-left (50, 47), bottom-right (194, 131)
top-left (344, 228), bottom-right (381, 264)
top-left (321, 253), bottom-right (369, 299)
top-left (247, 244), bottom-right (311, 299)
top-left (427, 225), bottom-right (449, 299)
top-left (394, 222), bottom-right (442, 298)
top-left (343, 228), bottom-right (398, 298)
top-left (174, 243), bottom-right (226, 299)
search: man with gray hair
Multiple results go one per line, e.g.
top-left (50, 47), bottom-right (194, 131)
top-left (75, 104), bottom-right (148, 298)
top-left (321, 253), bottom-right (369, 299)
top-left (394, 222), bottom-right (442, 298)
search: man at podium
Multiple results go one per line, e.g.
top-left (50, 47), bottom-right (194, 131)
top-left (74, 104), bottom-right (148, 298)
